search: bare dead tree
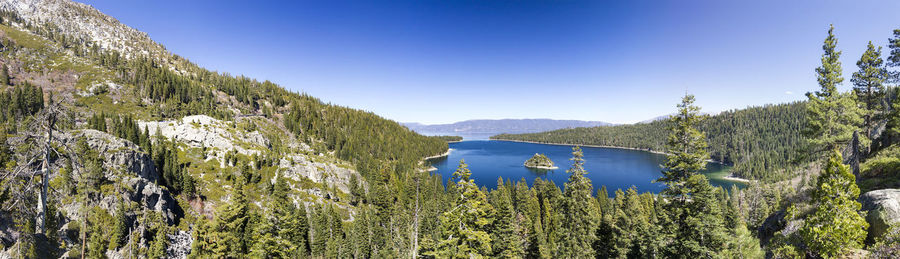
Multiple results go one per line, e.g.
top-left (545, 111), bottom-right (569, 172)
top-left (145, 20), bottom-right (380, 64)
top-left (1, 92), bottom-right (74, 236)
top-left (35, 94), bottom-right (57, 234)
top-left (410, 172), bottom-right (421, 259)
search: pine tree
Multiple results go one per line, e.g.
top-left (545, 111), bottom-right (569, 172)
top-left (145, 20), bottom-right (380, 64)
top-left (596, 185), bottom-right (611, 214)
top-left (800, 151), bottom-right (868, 258)
top-left (558, 146), bottom-right (599, 258)
top-left (109, 206), bottom-right (128, 250)
top-left (658, 94), bottom-right (708, 202)
top-left (0, 64), bottom-right (9, 86)
top-left (851, 41), bottom-right (888, 134)
top-left (149, 224), bottom-right (168, 258)
top-left (724, 221), bottom-right (763, 259)
top-left (889, 29), bottom-right (900, 81)
top-left (513, 179), bottom-right (548, 259)
top-left (658, 94), bottom-right (730, 257)
top-left (805, 25), bottom-right (866, 153)
top-left (622, 187), bottom-right (662, 258)
top-left (250, 176), bottom-right (308, 258)
top-left (310, 205), bottom-right (329, 257)
top-left (0, 126), bottom-right (11, 169)
top-left (349, 206), bottom-right (372, 258)
top-left (190, 217), bottom-right (226, 258)
top-left (85, 208), bottom-right (111, 259)
top-left (215, 180), bottom-right (251, 257)
top-left (596, 189), bottom-right (631, 258)
top-left (887, 29), bottom-right (900, 138)
top-left (429, 160), bottom-right (494, 258)
top-left (491, 178), bottom-right (524, 258)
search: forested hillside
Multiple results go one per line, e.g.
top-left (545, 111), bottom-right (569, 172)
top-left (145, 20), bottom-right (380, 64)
top-left (1, 0), bottom-right (900, 258)
top-left (493, 102), bottom-right (807, 181)
top-left (0, 0), bottom-right (447, 257)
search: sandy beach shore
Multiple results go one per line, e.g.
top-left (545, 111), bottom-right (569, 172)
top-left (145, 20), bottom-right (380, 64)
top-left (423, 148), bottom-right (453, 160)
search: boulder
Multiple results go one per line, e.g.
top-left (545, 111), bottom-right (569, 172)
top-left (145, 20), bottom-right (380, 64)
top-left (167, 230), bottom-right (193, 259)
top-left (860, 189), bottom-right (900, 242)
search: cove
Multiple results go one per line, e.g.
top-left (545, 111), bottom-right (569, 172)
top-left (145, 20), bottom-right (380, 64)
top-left (426, 140), bottom-right (745, 195)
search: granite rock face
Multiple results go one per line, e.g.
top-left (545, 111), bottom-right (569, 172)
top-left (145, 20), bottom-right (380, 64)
top-left (140, 115), bottom-right (269, 162)
top-left (59, 129), bottom-right (181, 224)
top-left (860, 189), bottom-right (900, 242)
top-left (66, 129), bottom-right (158, 181)
top-left (280, 154), bottom-right (360, 193)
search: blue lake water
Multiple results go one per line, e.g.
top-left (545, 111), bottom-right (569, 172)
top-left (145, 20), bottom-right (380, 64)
top-left (426, 140), bottom-right (744, 195)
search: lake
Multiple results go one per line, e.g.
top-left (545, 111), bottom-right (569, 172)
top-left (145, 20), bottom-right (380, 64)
top-left (426, 140), bottom-right (745, 195)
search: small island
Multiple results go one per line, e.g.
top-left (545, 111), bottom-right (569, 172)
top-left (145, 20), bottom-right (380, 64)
top-left (524, 153), bottom-right (558, 169)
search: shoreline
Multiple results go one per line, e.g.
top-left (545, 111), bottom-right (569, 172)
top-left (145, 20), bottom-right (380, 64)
top-left (524, 164), bottom-right (559, 170)
top-left (721, 174), bottom-right (752, 183)
top-left (492, 139), bottom-right (727, 165)
top-left (417, 148), bottom-right (453, 172)
top-left (493, 139), bottom-right (752, 183)
top-left (494, 139), bottom-right (669, 155)
top-left (423, 148), bottom-right (453, 160)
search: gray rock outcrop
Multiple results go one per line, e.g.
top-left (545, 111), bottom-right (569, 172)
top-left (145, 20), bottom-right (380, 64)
top-left (139, 115), bottom-right (269, 163)
top-left (280, 154), bottom-right (361, 193)
top-left (860, 189), bottom-right (900, 242)
top-left (58, 129), bottom-right (181, 224)
top-left (64, 129), bottom-right (158, 182)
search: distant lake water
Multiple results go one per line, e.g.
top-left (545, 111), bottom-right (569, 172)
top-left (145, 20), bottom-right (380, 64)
top-left (426, 140), bottom-right (745, 195)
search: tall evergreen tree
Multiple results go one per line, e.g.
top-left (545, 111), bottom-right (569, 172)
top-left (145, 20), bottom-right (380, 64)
top-left (887, 29), bottom-right (900, 137)
top-left (558, 146), bottom-right (599, 258)
top-left (109, 206), bottom-right (128, 250)
top-left (491, 178), bottom-right (524, 258)
top-left (149, 224), bottom-right (168, 258)
top-left (195, 180), bottom-right (251, 257)
top-left (805, 25), bottom-right (866, 153)
top-left (658, 94), bottom-right (708, 203)
top-left (250, 176), bottom-right (309, 258)
top-left (800, 151), bottom-right (868, 258)
top-left (429, 160), bottom-right (495, 258)
top-left (658, 94), bottom-right (729, 257)
top-left (724, 217), bottom-right (763, 259)
top-left (851, 41), bottom-right (888, 134)
top-left (887, 29), bottom-right (900, 81)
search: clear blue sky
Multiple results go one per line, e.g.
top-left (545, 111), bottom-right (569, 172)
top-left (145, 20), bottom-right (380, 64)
top-left (79, 0), bottom-right (900, 124)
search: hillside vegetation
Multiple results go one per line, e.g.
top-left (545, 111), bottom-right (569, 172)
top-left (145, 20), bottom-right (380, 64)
top-left (1, 1), bottom-right (900, 258)
top-left (494, 102), bottom-right (807, 181)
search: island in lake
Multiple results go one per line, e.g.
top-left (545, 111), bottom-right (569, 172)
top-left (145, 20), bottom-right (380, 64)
top-left (524, 153), bottom-right (558, 169)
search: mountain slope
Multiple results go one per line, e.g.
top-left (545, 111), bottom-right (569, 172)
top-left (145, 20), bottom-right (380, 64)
top-left (0, 0), bottom-right (170, 60)
top-left (0, 0), bottom-right (447, 257)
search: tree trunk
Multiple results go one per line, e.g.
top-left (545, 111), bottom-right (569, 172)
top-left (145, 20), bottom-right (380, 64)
top-left (36, 122), bottom-right (52, 235)
top-left (851, 131), bottom-right (860, 180)
top-left (411, 176), bottom-right (420, 259)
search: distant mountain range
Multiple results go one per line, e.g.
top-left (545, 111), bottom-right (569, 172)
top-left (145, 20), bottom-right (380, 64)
top-left (403, 119), bottom-right (614, 136)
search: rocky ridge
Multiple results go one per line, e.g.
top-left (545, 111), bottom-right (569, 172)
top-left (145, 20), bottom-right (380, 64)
top-left (0, 0), bottom-right (168, 59)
